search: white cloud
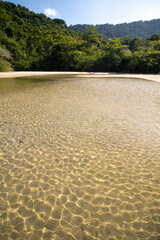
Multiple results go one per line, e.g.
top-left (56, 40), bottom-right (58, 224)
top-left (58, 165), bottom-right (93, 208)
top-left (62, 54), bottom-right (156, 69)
top-left (44, 8), bottom-right (58, 17)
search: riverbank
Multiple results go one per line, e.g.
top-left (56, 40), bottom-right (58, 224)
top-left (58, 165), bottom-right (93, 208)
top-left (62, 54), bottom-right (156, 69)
top-left (0, 71), bottom-right (160, 83)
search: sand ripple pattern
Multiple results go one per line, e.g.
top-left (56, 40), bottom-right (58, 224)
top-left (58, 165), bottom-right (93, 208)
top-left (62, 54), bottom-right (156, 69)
top-left (0, 76), bottom-right (160, 240)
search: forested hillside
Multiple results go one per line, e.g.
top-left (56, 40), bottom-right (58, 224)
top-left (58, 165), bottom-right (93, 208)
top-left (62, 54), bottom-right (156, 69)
top-left (0, 1), bottom-right (160, 73)
top-left (69, 19), bottom-right (160, 40)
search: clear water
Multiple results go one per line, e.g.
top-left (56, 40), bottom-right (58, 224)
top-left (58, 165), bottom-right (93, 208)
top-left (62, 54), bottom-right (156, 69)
top-left (0, 76), bottom-right (160, 240)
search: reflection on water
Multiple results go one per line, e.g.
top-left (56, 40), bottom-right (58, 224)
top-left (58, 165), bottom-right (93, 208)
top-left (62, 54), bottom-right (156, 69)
top-left (0, 76), bottom-right (160, 240)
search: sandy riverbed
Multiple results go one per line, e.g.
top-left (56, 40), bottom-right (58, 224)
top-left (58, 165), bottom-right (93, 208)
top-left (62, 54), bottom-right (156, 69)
top-left (0, 71), bottom-right (160, 83)
top-left (0, 75), bottom-right (160, 239)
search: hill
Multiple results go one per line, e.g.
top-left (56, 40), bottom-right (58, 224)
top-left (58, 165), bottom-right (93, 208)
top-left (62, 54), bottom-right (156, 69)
top-left (0, 1), bottom-right (160, 73)
top-left (0, 0), bottom-right (79, 71)
top-left (69, 19), bottom-right (160, 39)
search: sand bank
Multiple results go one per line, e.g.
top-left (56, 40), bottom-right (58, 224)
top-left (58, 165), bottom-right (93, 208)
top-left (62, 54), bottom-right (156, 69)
top-left (0, 71), bottom-right (160, 83)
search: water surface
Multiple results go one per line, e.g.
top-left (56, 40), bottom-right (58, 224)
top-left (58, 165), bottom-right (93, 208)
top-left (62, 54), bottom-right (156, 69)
top-left (0, 76), bottom-right (160, 240)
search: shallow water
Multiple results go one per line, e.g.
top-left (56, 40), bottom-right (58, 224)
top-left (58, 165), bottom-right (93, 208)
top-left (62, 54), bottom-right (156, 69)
top-left (0, 76), bottom-right (160, 240)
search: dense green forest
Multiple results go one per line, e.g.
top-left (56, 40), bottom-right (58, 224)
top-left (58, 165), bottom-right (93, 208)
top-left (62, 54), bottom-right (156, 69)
top-left (69, 19), bottom-right (160, 40)
top-left (0, 1), bottom-right (160, 73)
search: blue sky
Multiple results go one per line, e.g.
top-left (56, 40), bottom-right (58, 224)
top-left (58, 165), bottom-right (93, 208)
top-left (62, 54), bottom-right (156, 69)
top-left (4, 0), bottom-right (160, 26)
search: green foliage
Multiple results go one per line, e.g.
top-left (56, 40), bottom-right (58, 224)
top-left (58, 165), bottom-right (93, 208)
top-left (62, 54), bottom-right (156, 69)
top-left (0, 35), bottom-right (13, 71)
top-left (148, 34), bottom-right (160, 41)
top-left (0, 1), bottom-right (160, 73)
top-left (124, 41), bottom-right (160, 73)
top-left (83, 26), bottom-right (102, 44)
top-left (69, 19), bottom-right (160, 40)
top-left (0, 57), bottom-right (13, 71)
top-left (0, 45), bottom-right (11, 60)
top-left (93, 38), bottom-right (131, 72)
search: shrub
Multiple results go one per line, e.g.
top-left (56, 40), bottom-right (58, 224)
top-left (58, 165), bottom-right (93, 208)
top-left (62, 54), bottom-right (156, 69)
top-left (0, 57), bottom-right (13, 71)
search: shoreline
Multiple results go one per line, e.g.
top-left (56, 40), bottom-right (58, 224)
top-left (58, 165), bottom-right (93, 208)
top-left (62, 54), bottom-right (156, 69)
top-left (0, 71), bottom-right (160, 83)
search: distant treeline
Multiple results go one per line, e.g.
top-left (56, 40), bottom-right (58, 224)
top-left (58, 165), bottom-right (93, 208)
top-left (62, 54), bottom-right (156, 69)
top-left (0, 1), bottom-right (160, 73)
top-left (69, 19), bottom-right (160, 40)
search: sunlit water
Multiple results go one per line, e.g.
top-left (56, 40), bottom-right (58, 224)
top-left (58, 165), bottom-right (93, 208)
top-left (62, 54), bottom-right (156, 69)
top-left (0, 75), bottom-right (160, 240)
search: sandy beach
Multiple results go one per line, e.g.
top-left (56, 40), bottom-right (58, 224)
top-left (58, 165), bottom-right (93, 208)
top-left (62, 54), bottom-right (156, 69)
top-left (0, 71), bottom-right (160, 83)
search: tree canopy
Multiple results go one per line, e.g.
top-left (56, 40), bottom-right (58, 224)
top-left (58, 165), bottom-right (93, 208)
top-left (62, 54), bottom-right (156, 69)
top-left (69, 19), bottom-right (160, 40)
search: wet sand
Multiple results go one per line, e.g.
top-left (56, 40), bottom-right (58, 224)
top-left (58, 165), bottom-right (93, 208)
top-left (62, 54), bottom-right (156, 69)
top-left (0, 75), bottom-right (160, 239)
top-left (0, 71), bottom-right (160, 83)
